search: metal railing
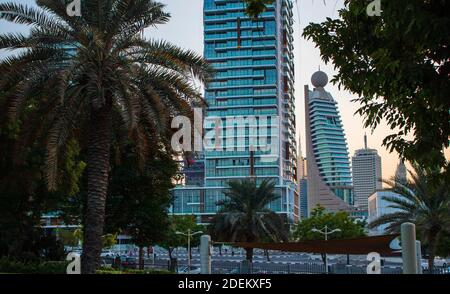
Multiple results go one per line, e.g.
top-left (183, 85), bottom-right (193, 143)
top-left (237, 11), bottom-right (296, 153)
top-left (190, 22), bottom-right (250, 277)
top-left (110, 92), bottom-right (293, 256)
top-left (103, 257), bottom-right (449, 275)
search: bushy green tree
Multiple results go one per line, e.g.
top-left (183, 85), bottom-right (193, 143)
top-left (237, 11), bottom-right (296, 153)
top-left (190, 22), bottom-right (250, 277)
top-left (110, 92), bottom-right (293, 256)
top-left (104, 144), bottom-right (178, 269)
top-left (292, 205), bottom-right (366, 265)
top-left (0, 118), bottom-right (81, 261)
top-left (57, 229), bottom-right (79, 248)
top-left (158, 215), bottom-right (203, 264)
top-left (436, 232), bottom-right (450, 258)
top-left (293, 206), bottom-right (366, 241)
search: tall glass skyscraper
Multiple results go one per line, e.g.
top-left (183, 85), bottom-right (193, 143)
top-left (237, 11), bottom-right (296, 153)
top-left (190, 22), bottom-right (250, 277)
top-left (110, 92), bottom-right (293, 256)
top-left (172, 0), bottom-right (298, 223)
top-left (304, 70), bottom-right (355, 215)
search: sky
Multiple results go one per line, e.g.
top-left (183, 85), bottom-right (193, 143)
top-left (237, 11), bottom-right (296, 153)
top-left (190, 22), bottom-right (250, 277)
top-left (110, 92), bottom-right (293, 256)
top-left (0, 0), bottom-right (448, 181)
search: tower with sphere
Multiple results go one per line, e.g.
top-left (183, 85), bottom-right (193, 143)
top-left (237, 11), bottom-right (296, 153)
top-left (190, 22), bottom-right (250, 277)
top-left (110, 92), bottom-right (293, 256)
top-left (304, 70), bottom-right (356, 216)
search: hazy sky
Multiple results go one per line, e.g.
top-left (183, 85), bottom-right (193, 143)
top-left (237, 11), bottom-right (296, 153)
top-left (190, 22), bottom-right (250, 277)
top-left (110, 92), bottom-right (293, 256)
top-left (1, 0), bottom-right (448, 180)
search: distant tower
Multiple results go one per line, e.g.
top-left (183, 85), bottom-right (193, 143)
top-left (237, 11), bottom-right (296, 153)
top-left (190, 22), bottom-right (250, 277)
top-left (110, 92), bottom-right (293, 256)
top-left (352, 134), bottom-right (382, 211)
top-left (395, 160), bottom-right (407, 183)
top-left (296, 137), bottom-right (306, 180)
top-left (305, 70), bottom-right (355, 215)
top-left (297, 137), bottom-right (308, 218)
top-left (299, 177), bottom-right (308, 219)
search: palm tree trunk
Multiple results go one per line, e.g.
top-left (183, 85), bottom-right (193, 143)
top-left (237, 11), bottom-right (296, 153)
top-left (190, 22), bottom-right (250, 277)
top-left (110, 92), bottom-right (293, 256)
top-left (81, 106), bottom-right (112, 274)
top-left (245, 248), bottom-right (253, 262)
top-left (138, 246), bottom-right (144, 270)
top-left (427, 233), bottom-right (438, 271)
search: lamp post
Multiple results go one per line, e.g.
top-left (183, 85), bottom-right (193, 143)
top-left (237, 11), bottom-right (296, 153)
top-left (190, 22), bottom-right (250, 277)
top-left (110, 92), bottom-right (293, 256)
top-left (311, 226), bottom-right (341, 274)
top-left (176, 229), bottom-right (203, 274)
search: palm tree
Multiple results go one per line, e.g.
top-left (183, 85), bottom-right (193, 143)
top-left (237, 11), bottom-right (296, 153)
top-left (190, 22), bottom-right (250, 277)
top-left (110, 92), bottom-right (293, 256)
top-left (368, 164), bottom-right (450, 269)
top-left (0, 0), bottom-right (212, 273)
top-left (243, 0), bottom-right (273, 18)
top-left (210, 179), bottom-right (288, 262)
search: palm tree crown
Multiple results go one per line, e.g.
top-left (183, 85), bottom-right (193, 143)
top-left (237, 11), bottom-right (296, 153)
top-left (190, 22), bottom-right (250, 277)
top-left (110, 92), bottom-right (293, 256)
top-left (368, 163), bottom-right (450, 268)
top-left (211, 179), bottom-right (288, 262)
top-left (0, 0), bottom-right (212, 273)
top-left (243, 0), bottom-right (273, 18)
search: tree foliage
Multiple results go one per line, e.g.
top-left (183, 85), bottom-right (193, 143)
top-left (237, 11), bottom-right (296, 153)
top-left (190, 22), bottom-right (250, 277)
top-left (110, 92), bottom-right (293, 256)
top-left (303, 0), bottom-right (450, 177)
top-left (243, 0), bottom-right (273, 18)
top-left (0, 110), bottom-right (78, 261)
top-left (104, 144), bottom-right (178, 250)
top-left (158, 215), bottom-right (204, 260)
top-left (292, 205), bottom-right (366, 241)
top-left (436, 232), bottom-right (450, 258)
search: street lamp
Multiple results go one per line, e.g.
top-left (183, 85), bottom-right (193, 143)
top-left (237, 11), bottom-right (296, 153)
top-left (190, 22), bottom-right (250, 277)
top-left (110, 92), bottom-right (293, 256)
top-left (311, 225), bottom-right (341, 274)
top-left (176, 229), bottom-right (203, 274)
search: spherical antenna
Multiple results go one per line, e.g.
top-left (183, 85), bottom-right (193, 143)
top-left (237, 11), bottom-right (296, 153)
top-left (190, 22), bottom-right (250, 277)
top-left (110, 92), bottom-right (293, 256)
top-left (311, 70), bottom-right (329, 88)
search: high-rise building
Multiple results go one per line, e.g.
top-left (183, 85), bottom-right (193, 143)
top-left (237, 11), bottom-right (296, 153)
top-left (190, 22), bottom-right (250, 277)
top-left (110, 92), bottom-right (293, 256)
top-left (352, 134), bottom-right (382, 211)
top-left (298, 178), bottom-right (308, 219)
top-left (395, 159), bottom-right (407, 183)
top-left (172, 0), bottom-right (298, 223)
top-left (368, 190), bottom-right (403, 235)
top-left (304, 70), bottom-right (355, 215)
top-left (297, 143), bottom-right (306, 180)
top-left (297, 137), bottom-right (307, 218)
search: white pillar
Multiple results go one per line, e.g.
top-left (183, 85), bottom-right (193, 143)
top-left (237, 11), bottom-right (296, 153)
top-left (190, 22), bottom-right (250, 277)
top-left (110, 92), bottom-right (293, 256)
top-left (200, 235), bottom-right (211, 274)
top-left (416, 240), bottom-right (422, 274)
top-left (401, 222), bottom-right (417, 274)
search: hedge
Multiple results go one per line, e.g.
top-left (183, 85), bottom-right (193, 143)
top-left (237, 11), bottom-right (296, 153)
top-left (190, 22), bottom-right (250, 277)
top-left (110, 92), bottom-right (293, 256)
top-left (96, 267), bottom-right (173, 274)
top-left (0, 258), bottom-right (173, 274)
top-left (0, 257), bottom-right (67, 274)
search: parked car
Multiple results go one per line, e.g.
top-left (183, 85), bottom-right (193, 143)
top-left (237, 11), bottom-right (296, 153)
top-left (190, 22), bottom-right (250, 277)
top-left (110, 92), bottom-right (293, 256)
top-left (100, 259), bottom-right (112, 268)
top-left (100, 250), bottom-right (115, 258)
top-left (434, 257), bottom-right (448, 268)
top-left (421, 257), bottom-right (448, 269)
top-left (177, 266), bottom-right (201, 274)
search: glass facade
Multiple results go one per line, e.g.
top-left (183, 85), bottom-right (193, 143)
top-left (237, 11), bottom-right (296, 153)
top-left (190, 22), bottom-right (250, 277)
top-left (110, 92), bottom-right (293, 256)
top-left (172, 0), bottom-right (298, 223)
top-left (308, 88), bottom-right (353, 205)
top-left (299, 178), bottom-right (308, 219)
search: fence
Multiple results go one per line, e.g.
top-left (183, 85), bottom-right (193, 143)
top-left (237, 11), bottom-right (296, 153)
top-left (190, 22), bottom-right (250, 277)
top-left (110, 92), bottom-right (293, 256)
top-left (104, 257), bottom-right (449, 275)
top-left (211, 262), bottom-right (449, 275)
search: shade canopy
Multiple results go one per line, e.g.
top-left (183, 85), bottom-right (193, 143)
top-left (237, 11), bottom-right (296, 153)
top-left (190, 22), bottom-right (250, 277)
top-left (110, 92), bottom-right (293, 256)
top-left (228, 234), bottom-right (401, 256)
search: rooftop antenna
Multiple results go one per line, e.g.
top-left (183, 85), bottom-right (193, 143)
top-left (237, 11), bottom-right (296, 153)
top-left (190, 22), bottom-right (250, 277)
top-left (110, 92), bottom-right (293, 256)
top-left (364, 133), bottom-right (368, 149)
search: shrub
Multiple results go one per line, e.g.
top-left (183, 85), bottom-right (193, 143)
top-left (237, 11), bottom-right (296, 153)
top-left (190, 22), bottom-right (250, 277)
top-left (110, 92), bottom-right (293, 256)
top-left (0, 257), bottom-right (67, 274)
top-left (96, 267), bottom-right (172, 274)
top-left (0, 257), bottom-right (172, 274)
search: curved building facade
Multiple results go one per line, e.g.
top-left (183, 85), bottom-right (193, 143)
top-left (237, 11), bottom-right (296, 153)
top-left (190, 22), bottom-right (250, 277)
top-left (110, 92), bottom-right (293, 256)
top-left (305, 71), bottom-right (355, 215)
